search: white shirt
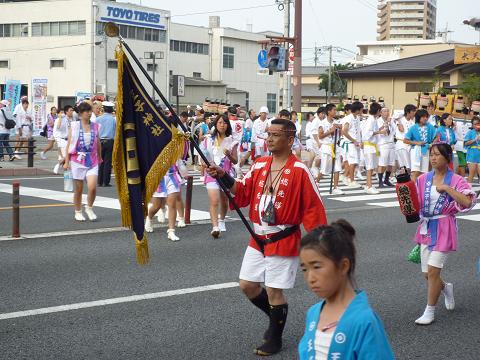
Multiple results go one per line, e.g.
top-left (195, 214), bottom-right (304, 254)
top-left (252, 118), bottom-right (268, 143)
top-left (294, 120), bottom-right (301, 137)
top-left (305, 120), bottom-right (313, 139)
top-left (427, 114), bottom-right (437, 127)
top-left (343, 113), bottom-right (361, 142)
top-left (362, 115), bottom-right (379, 144)
top-left (314, 330), bottom-right (333, 360)
top-left (53, 116), bottom-right (70, 139)
top-left (245, 118), bottom-right (253, 130)
top-left (310, 118), bottom-right (322, 142)
top-left (395, 116), bottom-right (415, 149)
top-left (376, 117), bottom-right (395, 145)
top-left (13, 106), bottom-right (32, 129)
top-left (454, 120), bottom-right (470, 152)
top-left (230, 118), bottom-right (244, 144)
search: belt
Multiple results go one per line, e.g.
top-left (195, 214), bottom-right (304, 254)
top-left (262, 224), bottom-right (299, 245)
top-left (363, 141), bottom-right (379, 156)
top-left (419, 214), bottom-right (449, 235)
top-left (471, 145), bottom-right (480, 149)
top-left (101, 138), bottom-right (113, 140)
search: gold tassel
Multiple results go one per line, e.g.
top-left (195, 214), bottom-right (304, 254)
top-left (135, 232), bottom-right (150, 265)
top-left (112, 45), bottom-right (132, 228)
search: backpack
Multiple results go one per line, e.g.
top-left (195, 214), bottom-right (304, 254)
top-left (1, 108), bottom-right (16, 130)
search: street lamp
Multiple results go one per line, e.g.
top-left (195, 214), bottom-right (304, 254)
top-left (463, 18), bottom-right (480, 45)
top-left (144, 51), bottom-right (164, 100)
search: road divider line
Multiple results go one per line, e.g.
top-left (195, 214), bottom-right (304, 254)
top-left (0, 203), bottom-right (74, 211)
top-left (0, 282), bottom-right (239, 321)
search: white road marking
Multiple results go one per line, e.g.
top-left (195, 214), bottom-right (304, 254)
top-left (0, 282), bottom-right (239, 320)
top-left (329, 192), bottom-right (398, 202)
top-left (0, 176), bottom-right (62, 181)
top-left (0, 183), bottom-right (212, 221)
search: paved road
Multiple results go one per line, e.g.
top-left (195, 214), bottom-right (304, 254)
top-left (1, 175), bottom-right (480, 359)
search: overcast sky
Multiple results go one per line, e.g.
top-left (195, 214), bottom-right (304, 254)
top-left (121, 0), bottom-right (479, 65)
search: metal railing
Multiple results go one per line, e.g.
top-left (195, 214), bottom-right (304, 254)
top-left (0, 138), bottom-right (36, 167)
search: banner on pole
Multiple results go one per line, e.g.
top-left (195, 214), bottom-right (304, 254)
top-left (31, 78), bottom-right (48, 131)
top-left (4, 80), bottom-right (21, 112)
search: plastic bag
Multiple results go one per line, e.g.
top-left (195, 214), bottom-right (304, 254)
top-left (407, 244), bottom-right (421, 264)
top-left (64, 170), bottom-right (73, 192)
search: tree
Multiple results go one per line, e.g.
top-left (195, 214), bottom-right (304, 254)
top-left (318, 63), bottom-right (354, 102)
top-left (459, 74), bottom-right (480, 103)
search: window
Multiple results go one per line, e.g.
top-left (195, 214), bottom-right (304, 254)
top-left (147, 63), bottom-right (158, 72)
top-left (50, 22), bottom-right (59, 36)
top-left (107, 60), bottom-right (118, 69)
top-left (50, 59), bottom-right (65, 68)
top-left (186, 42), bottom-right (192, 52)
top-left (0, 23), bottom-right (28, 37)
top-left (32, 21), bottom-right (85, 36)
top-left (0, 60), bottom-right (9, 69)
top-left (193, 72), bottom-right (201, 78)
top-left (405, 82), bottom-right (432, 92)
top-left (145, 28), bottom-right (152, 41)
top-left (119, 24), bottom-right (127, 38)
top-left (179, 41), bottom-right (186, 52)
top-left (128, 25), bottom-right (136, 39)
top-left (136, 27), bottom-right (145, 40)
top-left (223, 46), bottom-right (234, 69)
top-left (192, 43), bottom-right (197, 53)
top-left (152, 29), bottom-right (159, 42)
top-left (170, 39), bottom-right (174, 50)
top-left (267, 93), bottom-right (277, 114)
top-left (170, 40), bottom-right (209, 54)
top-left (173, 40), bottom-right (180, 51)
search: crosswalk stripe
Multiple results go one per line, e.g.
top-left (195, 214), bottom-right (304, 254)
top-left (329, 192), bottom-right (398, 202)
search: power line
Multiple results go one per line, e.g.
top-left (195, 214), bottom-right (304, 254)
top-left (307, 0), bottom-right (327, 44)
top-left (171, 4), bottom-right (276, 17)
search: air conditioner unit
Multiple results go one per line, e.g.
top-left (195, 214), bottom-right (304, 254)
top-left (96, 84), bottom-right (105, 94)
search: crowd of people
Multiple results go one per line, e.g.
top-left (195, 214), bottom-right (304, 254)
top-left (2, 94), bottom-right (480, 358)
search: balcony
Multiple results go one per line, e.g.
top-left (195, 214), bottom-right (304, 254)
top-left (377, 18), bottom-right (387, 26)
top-left (390, 28), bottom-right (424, 35)
top-left (391, 3), bottom-right (425, 11)
top-left (391, 21), bottom-right (424, 27)
top-left (391, 12), bottom-right (425, 19)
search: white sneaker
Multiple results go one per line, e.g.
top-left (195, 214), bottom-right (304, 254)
top-left (415, 312), bottom-right (435, 325)
top-left (211, 226), bottom-right (220, 238)
top-left (218, 219), bottom-right (226, 232)
top-left (332, 187), bottom-right (344, 195)
top-left (343, 178), bottom-right (351, 187)
top-left (177, 217), bottom-right (186, 228)
top-left (355, 171), bottom-right (365, 180)
top-left (84, 206), bottom-right (97, 221)
top-left (53, 163), bottom-right (60, 174)
top-left (167, 229), bottom-right (180, 241)
top-left (14, 154), bottom-right (22, 160)
top-left (365, 186), bottom-right (380, 195)
top-left (339, 174), bottom-right (345, 182)
top-left (145, 217), bottom-right (153, 233)
top-left (443, 283), bottom-right (455, 310)
top-left (347, 181), bottom-right (361, 188)
top-left (74, 210), bottom-right (86, 221)
top-left (156, 208), bottom-right (165, 223)
top-left (40, 151), bottom-right (47, 160)
top-left (199, 176), bottom-right (205, 182)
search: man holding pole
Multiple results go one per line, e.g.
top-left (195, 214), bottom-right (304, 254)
top-left (318, 103), bottom-right (343, 194)
top-left (206, 119), bottom-right (327, 356)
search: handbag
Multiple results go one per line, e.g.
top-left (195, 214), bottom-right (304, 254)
top-left (407, 244), bottom-right (421, 264)
top-left (1, 109), bottom-right (16, 130)
top-left (64, 170), bottom-right (73, 192)
top-left (40, 124), bottom-right (48, 138)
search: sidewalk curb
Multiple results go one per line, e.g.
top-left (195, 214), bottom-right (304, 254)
top-left (0, 168), bottom-right (54, 176)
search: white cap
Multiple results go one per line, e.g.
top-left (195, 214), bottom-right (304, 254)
top-left (392, 110), bottom-right (403, 120)
top-left (196, 105), bottom-right (202, 111)
top-left (0, 99), bottom-right (9, 106)
top-left (187, 105), bottom-right (191, 108)
top-left (259, 106), bottom-right (269, 114)
top-left (102, 101), bottom-right (114, 107)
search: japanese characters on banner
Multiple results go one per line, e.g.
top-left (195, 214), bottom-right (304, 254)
top-left (31, 78), bottom-right (48, 132)
top-left (4, 80), bottom-right (21, 112)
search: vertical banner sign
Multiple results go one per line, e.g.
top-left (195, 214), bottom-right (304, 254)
top-left (31, 78), bottom-right (48, 131)
top-left (4, 80), bottom-right (21, 112)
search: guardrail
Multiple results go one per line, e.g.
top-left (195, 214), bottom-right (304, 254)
top-left (0, 138), bottom-right (36, 167)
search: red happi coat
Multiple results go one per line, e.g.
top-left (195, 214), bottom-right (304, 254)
top-left (232, 154), bottom-right (327, 257)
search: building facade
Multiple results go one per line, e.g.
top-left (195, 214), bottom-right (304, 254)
top-left (0, 0), bottom-right (280, 115)
top-left (377, 0), bottom-right (437, 41)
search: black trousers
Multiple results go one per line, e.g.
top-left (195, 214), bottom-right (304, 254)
top-left (98, 139), bottom-right (114, 186)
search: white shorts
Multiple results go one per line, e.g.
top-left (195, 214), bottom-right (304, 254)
top-left (70, 161), bottom-right (98, 180)
top-left (320, 152), bottom-right (342, 175)
top-left (411, 153), bottom-right (430, 173)
top-left (378, 144), bottom-right (396, 167)
top-left (363, 152), bottom-right (378, 171)
top-left (420, 244), bottom-right (448, 273)
top-left (153, 176), bottom-right (181, 197)
top-left (206, 181), bottom-right (220, 190)
top-left (239, 246), bottom-right (299, 289)
top-left (346, 144), bottom-right (361, 165)
top-left (305, 139), bottom-right (314, 152)
top-left (396, 148), bottom-right (411, 169)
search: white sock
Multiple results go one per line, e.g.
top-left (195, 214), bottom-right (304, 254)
top-left (424, 305), bottom-right (435, 315)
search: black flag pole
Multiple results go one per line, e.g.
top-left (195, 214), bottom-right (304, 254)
top-left (105, 23), bottom-right (262, 247)
top-left (329, 128), bottom-right (339, 195)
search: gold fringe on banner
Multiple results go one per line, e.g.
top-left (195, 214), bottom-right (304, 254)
top-left (143, 130), bottom-right (189, 213)
top-left (112, 44), bottom-right (132, 228)
top-left (135, 233), bottom-right (150, 265)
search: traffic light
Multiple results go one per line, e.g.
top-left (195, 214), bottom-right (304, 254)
top-left (267, 46), bottom-right (287, 72)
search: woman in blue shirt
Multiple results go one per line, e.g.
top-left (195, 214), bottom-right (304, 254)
top-left (464, 116), bottom-right (480, 184)
top-left (298, 219), bottom-right (394, 360)
top-left (435, 113), bottom-right (456, 147)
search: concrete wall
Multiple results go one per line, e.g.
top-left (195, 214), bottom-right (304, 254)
top-left (0, 0), bottom-right (93, 107)
top-left (346, 74), bottom-right (450, 111)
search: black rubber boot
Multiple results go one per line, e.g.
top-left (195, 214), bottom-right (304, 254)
top-left (384, 171), bottom-right (394, 187)
top-left (254, 304), bottom-right (288, 356)
top-left (249, 288), bottom-right (270, 317)
top-left (378, 173), bottom-right (384, 188)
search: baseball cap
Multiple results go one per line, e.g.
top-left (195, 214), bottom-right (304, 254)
top-left (259, 106), bottom-right (269, 114)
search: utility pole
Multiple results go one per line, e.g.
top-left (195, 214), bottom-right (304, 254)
top-left (314, 43), bottom-right (318, 67)
top-left (292, 0), bottom-right (302, 113)
top-left (282, 0), bottom-right (291, 110)
top-left (327, 45), bottom-right (332, 104)
top-left (104, 34), bottom-right (108, 99)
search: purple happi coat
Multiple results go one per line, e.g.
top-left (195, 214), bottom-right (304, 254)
top-left (414, 170), bottom-right (476, 252)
